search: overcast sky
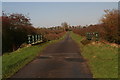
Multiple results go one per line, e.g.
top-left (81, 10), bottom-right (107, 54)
top-left (2, 2), bottom-right (118, 27)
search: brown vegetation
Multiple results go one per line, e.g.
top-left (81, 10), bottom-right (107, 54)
top-left (2, 12), bottom-right (66, 53)
top-left (73, 9), bottom-right (119, 44)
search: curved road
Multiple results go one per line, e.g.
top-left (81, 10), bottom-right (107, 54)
top-left (12, 33), bottom-right (93, 78)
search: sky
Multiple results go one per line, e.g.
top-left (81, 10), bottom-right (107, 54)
top-left (2, 2), bottom-right (118, 28)
top-left (1, 0), bottom-right (120, 2)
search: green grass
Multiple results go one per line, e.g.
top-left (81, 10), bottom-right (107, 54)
top-left (119, 48), bottom-right (120, 78)
top-left (2, 34), bottom-right (66, 78)
top-left (0, 56), bottom-right (2, 80)
top-left (70, 32), bottom-right (118, 78)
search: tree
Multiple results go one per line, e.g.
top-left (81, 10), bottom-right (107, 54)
top-left (2, 12), bottom-right (36, 53)
top-left (61, 22), bottom-right (69, 31)
top-left (100, 9), bottom-right (119, 43)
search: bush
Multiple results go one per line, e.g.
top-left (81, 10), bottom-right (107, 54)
top-left (2, 13), bottom-right (36, 53)
top-left (100, 9), bottom-right (119, 44)
top-left (81, 39), bottom-right (91, 45)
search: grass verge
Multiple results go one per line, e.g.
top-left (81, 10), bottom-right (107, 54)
top-left (2, 33), bottom-right (66, 78)
top-left (70, 31), bottom-right (118, 78)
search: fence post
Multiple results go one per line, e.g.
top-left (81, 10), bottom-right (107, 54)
top-left (95, 32), bottom-right (99, 41)
top-left (86, 32), bottom-right (92, 40)
top-left (27, 35), bottom-right (31, 44)
top-left (35, 35), bottom-right (38, 42)
top-left (32, 35), bottom-right (35, 44)
top-left (38, 35), bottom-right (40, 41)
top-left (40, 35), bottom-right (42, 41)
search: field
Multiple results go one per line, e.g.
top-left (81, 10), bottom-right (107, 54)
top-left (2, 34), bottom-right (66, 78)
top-left (70, 32), bottom-right (118, 78)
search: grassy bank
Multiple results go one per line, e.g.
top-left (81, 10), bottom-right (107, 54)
top-left (2, 34), bottom-right (66, 78)
top-left (70, 32), bottom-right (118, 78)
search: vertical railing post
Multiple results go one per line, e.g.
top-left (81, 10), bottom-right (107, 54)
top-left (27, 35), bottom-right (31, 44)
top-left (35, 35), bottom-right (38, 43)
top-left (32, 35), bottom-right (34, 44)
top-left (95, 32), bottom-right (99, 41)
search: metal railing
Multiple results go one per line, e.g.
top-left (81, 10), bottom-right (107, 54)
top-left (27, 35), bottom-right (43, 44)
top-left (86, 32), bottom-right (99, 41)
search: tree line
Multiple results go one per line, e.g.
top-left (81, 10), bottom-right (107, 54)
top-left (2, 9), bottom-right (119, 53)
top-left (73, 9), bottom-right (120, 44)
top-left (2, 12), bottom-right (66, 53)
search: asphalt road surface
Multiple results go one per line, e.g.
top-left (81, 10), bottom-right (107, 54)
top-left (12, 33), bottom-right (93, 78)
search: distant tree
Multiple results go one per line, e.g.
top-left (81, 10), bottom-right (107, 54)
top-left (61, 22), bottom-right (69, 31)
top-left (83, 26), bottom-right (86, 28)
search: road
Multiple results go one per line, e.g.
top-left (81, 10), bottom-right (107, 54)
top-left (12, 33), bottom-right (93, 78)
